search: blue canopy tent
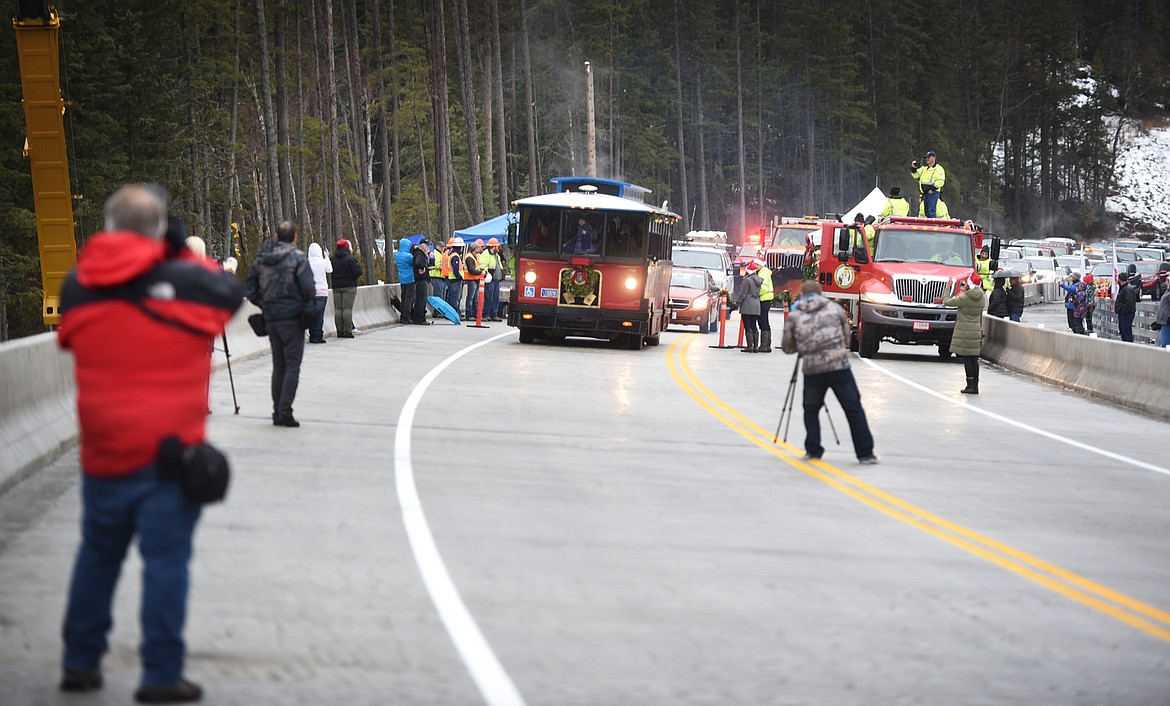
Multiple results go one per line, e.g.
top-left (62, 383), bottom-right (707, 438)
top-left (453, 212), bottom-right (518, 246)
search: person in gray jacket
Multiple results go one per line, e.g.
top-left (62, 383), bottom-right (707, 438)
top-left (245, 221), bottom-right (314, 427)
top-left (735, 260), bottom-right (763, 352)
top-left (943, 272), bottom-right (986, 394)
top-left (781, 281), bottom-right (878, 464)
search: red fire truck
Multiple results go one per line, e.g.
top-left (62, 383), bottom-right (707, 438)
top-left (761, 216), bottom-right (822, 303)
top-left (507, 177), bottom-right (680, 350)
top-left (814, 216), bottom-right (999, 358)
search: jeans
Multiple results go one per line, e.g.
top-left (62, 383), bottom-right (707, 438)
top-left (922, 191), bottom-right (939, 218)
top-left (431, 278), bottom-right (448, 312)
top-left (411, 279), bottom-right (429, 323)
top-left (445, 280), bottom-right (463, 317)
top-left (1160, 324), bottom-right (1170, 348)
top-left (742, 313), bottom-right (760, 334)
top-left (1009, 311), bottom-right (1021, 322)
top-left (1118, 312), bottom-right (1135, 342)
top-left (1085, 306), bottom-right (1094, 332)
top-left (309, 295), bottom-right (328, 342)
top-left (758, 300), bottom-right (772, 331)
top-left (962, 355), bottom-right (980, 379)
top-left (63, 465), bottom-right (201, 687)
top-left (333, 287), bottom-right (357, 335)
top-left (268, 318), bottom-right (305, 417)
top-left (802, 367), bottom-right (875, 460)
top-left (464, 279), bottom-right (481, 319)
top-left (484, 280), bottom-right (501, 318)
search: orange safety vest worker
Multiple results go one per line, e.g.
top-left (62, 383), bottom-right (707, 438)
top-left (463, 251), bottom-right (484, 280)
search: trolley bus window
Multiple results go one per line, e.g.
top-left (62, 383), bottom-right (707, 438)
top-left (564, 210), bottom-right (603, 255)
top-left (609, 214), bottom-right (647, 258)
top-left (522, 208), bottom-right (559, 253)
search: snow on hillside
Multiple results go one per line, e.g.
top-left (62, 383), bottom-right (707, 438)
top-left (1105, 120), bottom-right (1170, 235)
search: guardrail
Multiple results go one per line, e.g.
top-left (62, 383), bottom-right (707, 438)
top-left (0, 284), bottom-right (402, 494)
top-left (982, 311), bottom-right (1170, 421)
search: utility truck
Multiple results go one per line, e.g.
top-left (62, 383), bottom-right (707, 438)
top-left (814, 216), bottom-right (999, 358)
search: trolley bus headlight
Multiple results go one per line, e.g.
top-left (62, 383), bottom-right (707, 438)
top-left (624, 276), bottom-right (639, 290)
top-left (524, 270), bottom-right (537, 284)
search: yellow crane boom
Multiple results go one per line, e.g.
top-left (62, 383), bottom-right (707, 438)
top-left (14, 3), bottom-right (76, 326)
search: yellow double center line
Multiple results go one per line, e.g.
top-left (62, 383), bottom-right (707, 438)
top-left (665, 333), bottom-right (1170, 644)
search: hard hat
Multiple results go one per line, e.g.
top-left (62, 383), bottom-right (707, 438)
top-left (451, 237), bottom-right (465, 247)
top-left (445, 238), bottom-right (455, 247)
top-left (487, 237), bottom-right (500, 247)
top-left (475, 238), bottom-right (485, 247)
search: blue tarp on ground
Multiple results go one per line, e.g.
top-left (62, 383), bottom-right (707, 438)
top-left (453, 212), bottom-right (518, 243)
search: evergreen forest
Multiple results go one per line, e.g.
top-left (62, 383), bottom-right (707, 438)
top-left (2, 0), bottom-right (1168, 339)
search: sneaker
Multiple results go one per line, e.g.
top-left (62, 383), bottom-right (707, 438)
top-left (60, 668), bottom-right (103, 692)
top-left (134, 679), bottom-right (203, 703)
top-left (858, 456), bottom-right (880, 465)
top-left (352, 328), bottom-right (363, 335)
top-left (800, 452), bottom-right (822, 461)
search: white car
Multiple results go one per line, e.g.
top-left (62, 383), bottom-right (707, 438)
top-left (671, 245), bottom-right (734, 292)
top-left (1025, 256), bottom-right (1068, 284)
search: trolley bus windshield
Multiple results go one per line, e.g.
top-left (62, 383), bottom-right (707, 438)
top-left (521, 206), bottom-right (649, 259)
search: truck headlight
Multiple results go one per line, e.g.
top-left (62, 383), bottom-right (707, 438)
top-left (860, 288), bottom-right (898, 304)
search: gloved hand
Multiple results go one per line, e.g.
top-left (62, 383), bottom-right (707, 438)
top-left (911, 160), bottom-right (919, 170)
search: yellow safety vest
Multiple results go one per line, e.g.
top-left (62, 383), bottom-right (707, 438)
top-left (880, 197), bottom-right (910, 218)
top-left (430, 249), bottom-right (445, 278)
top-left (759, 265), bottom-right (774, 302)
top-left (911, 162), bottom-right (946, 194)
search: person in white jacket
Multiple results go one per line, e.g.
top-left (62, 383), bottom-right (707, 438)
top-left (307, 242), bottom-right (333, 343)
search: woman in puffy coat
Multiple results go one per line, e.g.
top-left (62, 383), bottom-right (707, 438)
top-left (943, 272), bottom-right (986, 394)
top-left (735, 261), bottom-right (763, 352)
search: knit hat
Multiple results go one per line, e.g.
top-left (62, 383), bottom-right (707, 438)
top-left (889, 187), bottom-right (901, 197)
top-left (1082, 273), bottom-right (1094, 284)
top-left (336, 239), bottom-right (350, 250)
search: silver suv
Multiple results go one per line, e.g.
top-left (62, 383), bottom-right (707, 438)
top-left (671, 245), bottom-right (734, 292)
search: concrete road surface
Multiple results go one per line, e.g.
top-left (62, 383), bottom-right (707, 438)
top-left (2, 315), bottom-right (1168, 705)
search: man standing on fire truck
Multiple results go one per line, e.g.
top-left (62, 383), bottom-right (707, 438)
top-left (910, 150), bottom-right (946, 218)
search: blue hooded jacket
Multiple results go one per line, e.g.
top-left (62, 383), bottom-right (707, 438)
top-left (395, 237), bottom-right (415, 284)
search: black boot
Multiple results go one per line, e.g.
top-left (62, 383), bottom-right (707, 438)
top-left (961, 376), bottom-right (979, 394)
top-left (758, 330), bottom-right (772, 353)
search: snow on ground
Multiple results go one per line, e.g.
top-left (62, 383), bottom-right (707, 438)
top-left (1105, 120), bottom-right (1170, 235)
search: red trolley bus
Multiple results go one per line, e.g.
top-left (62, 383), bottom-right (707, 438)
top-left (507, 177), bottom-right (680, 350)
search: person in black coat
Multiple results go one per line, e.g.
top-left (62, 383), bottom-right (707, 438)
top-left (1115, 272), bottom-right (1139, 342)
top-left (1005, 274), bottom-right (1026, 322)
top-left (330, 239), bottom-right (363, 337)
top-left (987, 272), bottom-right (1010, 318)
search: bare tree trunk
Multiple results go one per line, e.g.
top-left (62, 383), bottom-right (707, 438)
top-left (275, 0), bottom-right (293, 220)
top-left (585, 61), bottom-right (596, 177)
top-left (372, 0), bottom-right (393, 245)
top-left (426, 0), bottom-right (455, 240)
top-left (520, 0), bottom-right (538, 195)
top-left (323, 0), bottom-right (343, 246)
top-left (343, 0), bottom-right (377, 278)
top-left (755, 2), bottom-right (763, 226)
top-left (735, 2), bottom-right (747, 239)
top-left (256, 0), bottom-right (285, 222)
top-left (184, 10), bottom-right (203, 237)
top-left (490, 0), bottom-right (508, 210)
top-left (223, 0), bottom-right (242, 257)
top-left (673, 0), bottom-right (689, 225)
top-left (481, 41), bottom-right (495, 207)
top-left (294, 6), bottom-right (312, 239)
top-left (413, 89), bottom-right (433, 235)
top-left (454, 0), bottom-right (484, 223)
top-left (389, 0), bottom-right (401, 199)
top-left (696, 72), bottom-right (708, 230)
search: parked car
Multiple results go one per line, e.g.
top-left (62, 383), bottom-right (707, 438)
top-left (667, 267), bottom-right (721, 334)
top-left (1128, 260), bottom-right (1170, 300)
top-left (672, 245), bottom-right (734, 292)
top-left (1135, 247), bottom-right (1165, 261)
top-left (1001, 258), bottom-right (1037, 283)
top-left (1025, 256), bottom-right (1069, 284)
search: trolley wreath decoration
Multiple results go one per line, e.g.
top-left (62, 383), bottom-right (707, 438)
top-left (560, 264), bottom-right (601, 305)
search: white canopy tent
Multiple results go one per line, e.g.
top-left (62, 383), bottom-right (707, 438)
top-left (844, 187), bottom-right (889, 223)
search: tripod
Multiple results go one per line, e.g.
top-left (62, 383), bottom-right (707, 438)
top-left (219, 331), bottom-right (240, 414)
top-left (773, 354), bottom-right (839, 446)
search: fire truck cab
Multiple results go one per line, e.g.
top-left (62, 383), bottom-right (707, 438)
top-left (814, 216), bottom-right (999, 358)
top-left (761, 216), bottom-right (821, 303)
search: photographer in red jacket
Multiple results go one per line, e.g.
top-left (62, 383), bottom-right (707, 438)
top-left (56, 185), bottom-right (243, 703)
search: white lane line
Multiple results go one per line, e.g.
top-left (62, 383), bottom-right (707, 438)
top-left (394, 330), bottom-right (525, 706)
top-left (857, 356), bottom-right (1170, 478)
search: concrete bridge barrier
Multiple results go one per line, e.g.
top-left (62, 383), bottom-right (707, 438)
top-left (2, 284), bottom-right (402, 492)
top-left (982, 309), bottom-right (1170, 422)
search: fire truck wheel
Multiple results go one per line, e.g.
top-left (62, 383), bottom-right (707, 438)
top-left (519, 327), bottom-right (535, 344)
top-left (859, 322), bottom-right (879, 358)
